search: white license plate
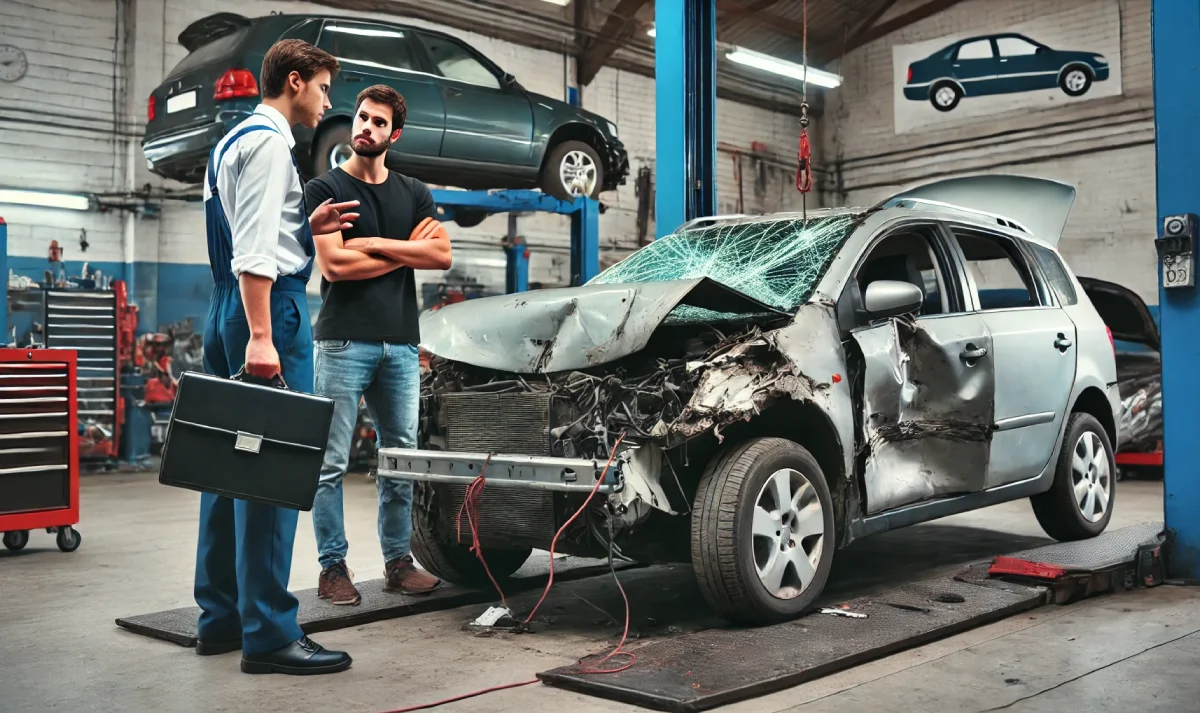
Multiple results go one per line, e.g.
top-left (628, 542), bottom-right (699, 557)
top-left (166, 91), bottom-right (197, 114)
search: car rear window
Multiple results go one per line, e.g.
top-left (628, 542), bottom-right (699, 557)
top-left (589, 215), bottom-right (858, 311)
top-left (168, 27), bottom-right (251, 78)
top-left (1028, 243), bottom-right (1078, 305)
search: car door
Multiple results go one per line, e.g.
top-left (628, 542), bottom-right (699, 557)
top-left (951, 38), bottom-right (1001, 97)
top-left (843, 224), bottom-right (996, 515)
top-left (946, 224), bottom-right (1078, 487)
top-left (414, 31), bottom-right (535, 167)
top-left (316, 20), bottom-right (445, 159)
top-left (993, 34), bottom-right (1057, 92)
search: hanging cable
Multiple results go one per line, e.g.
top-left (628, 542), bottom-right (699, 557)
top-left (796, 0), bottom-right (813, 222)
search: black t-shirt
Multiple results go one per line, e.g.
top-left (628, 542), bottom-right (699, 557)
top-left (304, 167), bottom-right (436, 344)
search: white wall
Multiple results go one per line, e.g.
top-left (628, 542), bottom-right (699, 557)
top-left (2, 0), bottom-right (817, 318)
top-left (822, 0), bottom-right (1157, 302)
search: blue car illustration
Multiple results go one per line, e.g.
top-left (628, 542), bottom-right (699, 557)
top-left (904, 32), bottom-right (1109, 112)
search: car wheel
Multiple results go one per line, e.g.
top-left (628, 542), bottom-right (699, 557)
top-left (691, 437), bottom-right (836, 625)
top-left (1031, 412), bottom-right (1116, 541)
top-left (453, 208), bottom-right (488, 229)
top-left (1060, 66), bottom-right (1093, 97)
top-left (541, 140), bottom-right (604, 201)
top-left (929, 81), bottom-right (962, 112)
top-left (410, 485), bottom-right (533, 588)
top-left (313, 121), bottom-right (353, 177)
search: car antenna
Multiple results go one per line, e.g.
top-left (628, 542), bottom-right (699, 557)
top-left (795, 0), bottom-right (813, 227)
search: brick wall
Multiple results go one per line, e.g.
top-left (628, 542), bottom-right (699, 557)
top-left (822, 0), bottom-right (1157, 301)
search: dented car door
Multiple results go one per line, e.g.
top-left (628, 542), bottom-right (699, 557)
top-left (853, 313), bottom-right (996, 514)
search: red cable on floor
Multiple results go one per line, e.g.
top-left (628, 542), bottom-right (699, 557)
top-left (378, 434), bottom-right (632, 713)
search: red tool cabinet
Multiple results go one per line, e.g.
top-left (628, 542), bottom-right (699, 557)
top-left (0, 348), bottom-right (81, 552)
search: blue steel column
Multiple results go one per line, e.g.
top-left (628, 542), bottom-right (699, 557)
top-left (1152, 0), bottom-right (1200, 580)
top-left (0, 218), bottom-right (6, 342)
top-left (655, 0), bottom-right (717, 239)
top-left (570, 197), bottom-right (600, 285)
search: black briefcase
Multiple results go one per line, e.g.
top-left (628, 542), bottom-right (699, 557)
top-left (158, 369), bottom-right (335, 511)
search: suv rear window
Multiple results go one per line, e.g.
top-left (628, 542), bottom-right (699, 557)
top-left (1028, 244), bottom-right (1078, 305)
top-left (168, 27), bottom-right (251, 78)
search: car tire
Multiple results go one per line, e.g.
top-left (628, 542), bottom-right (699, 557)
top-left (691, 437), bottom-right (836, 625)
top-left (1059, 66), bottom-right (1093, 97)
top-left (410, 485), bottom-right (533, 588)
top-left (1031, 412), bottom-right (1116, 541)
top-left (929, 81), bottom-right (962, 112)
top-left (312, 121), bottom-right (353, 177)
top-left (453, 208), bottom-right (488, 228)
top-left (540, 140), bottom-right (604, 201)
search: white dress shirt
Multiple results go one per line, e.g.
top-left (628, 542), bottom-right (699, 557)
top-left (203, 104), bottom-right (311, 281)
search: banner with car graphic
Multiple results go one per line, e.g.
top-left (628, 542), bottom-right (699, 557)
top-left (891, 0), bottom-right (1122, 135)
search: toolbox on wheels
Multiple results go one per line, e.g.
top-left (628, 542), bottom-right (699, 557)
top-left (0, 348), bottom-right (82, 553)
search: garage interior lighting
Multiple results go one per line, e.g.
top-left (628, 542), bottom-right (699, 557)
top-left (647, 25), bottom-right (656, 37)
top-left (726, 46), bottom-right (842, 89)
top-left (0, 189), bottom-right (91, 211)
top-left (539, 0), bottom-right (571, 5)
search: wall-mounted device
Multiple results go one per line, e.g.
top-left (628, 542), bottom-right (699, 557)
top-left (1157, 213), bottom-right (1198, 290)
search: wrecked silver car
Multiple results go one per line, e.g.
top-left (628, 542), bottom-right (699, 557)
top-left (377, 174), bottom-right (1122, 625)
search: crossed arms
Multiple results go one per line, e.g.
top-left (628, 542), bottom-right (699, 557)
top-left (315, 217), bottom-right (453, 282)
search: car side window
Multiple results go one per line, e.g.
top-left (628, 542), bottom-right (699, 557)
top-left (1028, 243), bottom-right (1078, 305)
top-left (951, 229), bottom-right (1042, 310)
top-left (854, 229), bottom-right (952, 318)
top-left (956, 39), bottom-right (994, 61)
top-left (318, 22), bottom-right (421, 73)
top-left (995, 36), bottom-right (1040, 57)
top-left (418, 33), bottom-right (501, 89)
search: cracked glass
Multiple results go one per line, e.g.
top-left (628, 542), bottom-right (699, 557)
top-left (590, 215), bottom-right (858, 313)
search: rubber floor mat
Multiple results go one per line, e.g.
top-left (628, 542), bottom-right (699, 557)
top-left (538, 575), bottom-right (1045, 712)
top-left (116, 555), bottom-right (635, 648)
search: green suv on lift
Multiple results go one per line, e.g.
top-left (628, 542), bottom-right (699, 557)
top-left (142, 13), bottom-right (629, 218)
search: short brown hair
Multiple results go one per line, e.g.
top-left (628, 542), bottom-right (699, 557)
top-left (356, 84), bottom-right (408, 130)
top-left (259, 39), bottom-right (340, 99)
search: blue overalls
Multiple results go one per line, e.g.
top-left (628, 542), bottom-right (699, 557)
top-left (193, 123), bottom-right (315, 655)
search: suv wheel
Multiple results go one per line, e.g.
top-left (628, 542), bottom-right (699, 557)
top-left (1059, 66), bottom-right (1093, 97)
top-left (313, 122), bottom-right (353, 176)
top-left (1031, 412), bottom-right (1116, 541)
top-left (541, 140), bottom-right (604, 201)
top-left (691, 437), bottom-right (836, 625)
top-left (929, 81), bottom-right (962, 112)
top-left (410, 486), bottom-right (533, 587)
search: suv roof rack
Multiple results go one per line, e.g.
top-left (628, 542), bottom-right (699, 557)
top-left (888, 197), bottom-right (1031, 234)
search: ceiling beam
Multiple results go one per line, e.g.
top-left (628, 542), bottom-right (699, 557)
top-left (576, 0), bottom-right (652, 86)
top-left (816, 0), bottom-right (968, 63)
top-left (717, 0), bottom-right (782, 33)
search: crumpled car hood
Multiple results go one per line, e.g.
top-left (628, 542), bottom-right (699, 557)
top-left (419, 277), bottom-right (782, 373)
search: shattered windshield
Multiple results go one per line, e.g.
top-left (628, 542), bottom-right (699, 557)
top-left (590, 215), bottom-right (858, 311)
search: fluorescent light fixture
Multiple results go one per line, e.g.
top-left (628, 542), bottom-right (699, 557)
top-left (725, 46), bottom-right (842, 89)
top-left (0, 189), bottom-right (90, 211)
top-left (647, 25), bottom-right (656, 37)
top-left (539, 0), bottom-right (571, 5)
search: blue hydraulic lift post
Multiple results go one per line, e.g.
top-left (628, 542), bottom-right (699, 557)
top-left (1152, 0), bottom-right (1200, 580)
top-left (655, 0), bottom-right (717, 239)
top-left (0, 217), bottom-right (6, 341)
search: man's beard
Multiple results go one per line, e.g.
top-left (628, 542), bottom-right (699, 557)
top-left (352, 136), bottom-right (391, 158)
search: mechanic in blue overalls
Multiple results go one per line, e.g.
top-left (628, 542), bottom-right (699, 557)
top-left (194, 39), bottom-right (360, 675)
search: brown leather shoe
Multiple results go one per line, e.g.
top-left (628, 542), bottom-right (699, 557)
top-left (383, 554), bottom-right (440, 595)
top-left (317, 561), bottom-right (361, 606)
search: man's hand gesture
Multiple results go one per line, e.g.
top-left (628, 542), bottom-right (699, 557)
top-left (310, 198), bottom-right (360, 235)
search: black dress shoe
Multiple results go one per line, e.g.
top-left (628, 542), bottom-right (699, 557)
top-left (195, 637), bottom-right (241, 656)
top-left (240, 636), bottom-right (352, 675)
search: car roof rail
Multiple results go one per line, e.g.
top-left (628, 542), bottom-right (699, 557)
top-left (887, 197), bottom-right (1031, 234)
top-left (676, 214), bottom-right (753, 232)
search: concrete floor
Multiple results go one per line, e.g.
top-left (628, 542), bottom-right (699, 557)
top-left (1, 470), bottom-right (1192, 713)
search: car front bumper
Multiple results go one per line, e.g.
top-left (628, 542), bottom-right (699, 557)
top-left (376, 447), bottom-right (624, 495)
top-left (602, 137), bottom-right (630, 191)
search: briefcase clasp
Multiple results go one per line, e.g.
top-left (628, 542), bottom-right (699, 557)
top-left (234, 431), bottom-right (263, 454)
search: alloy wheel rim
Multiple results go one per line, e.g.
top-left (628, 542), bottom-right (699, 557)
top-left (935, 87), bottom-right (957, 106)
top-left (752, 468), bottom-right (825, 600)
top-left (330, 143), bottom-right (353, 168)
top-left (559, 150), bottom-right (597, 196)
top-left (1072, 431), bottom-right (1111, 523)
top-left (1066, 70), bottom-right (1087, 92)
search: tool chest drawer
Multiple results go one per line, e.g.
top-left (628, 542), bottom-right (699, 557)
top-left (0, 354), bottom-right (75, 517)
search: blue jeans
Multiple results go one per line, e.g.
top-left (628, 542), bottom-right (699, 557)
top-left (312, 340), bottom-right (419, 571)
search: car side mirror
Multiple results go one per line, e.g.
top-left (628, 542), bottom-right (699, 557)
top-left (502, 72), bottom-right (517, 87)
top-left (863, 280), bottom-right (924, 319)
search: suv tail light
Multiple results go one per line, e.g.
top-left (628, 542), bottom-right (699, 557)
top-left (148, 94), bottom-right (156, 122)
top-left (214, 69), bottom-right (259, 101)
top-left (907, 66), bottom-right (913, 83)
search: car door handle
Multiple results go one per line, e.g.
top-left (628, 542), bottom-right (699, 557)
top-left (444, 86), bottom-right (463, 97)
top-left (344, 73), bottom-right (363, 83)
top-left (1055, 335), bottom-right (1073, 351)
top-left (960, 345), bottom-right (988, 361)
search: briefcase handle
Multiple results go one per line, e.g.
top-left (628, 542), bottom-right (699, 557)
top-left (232, 366), bottom-right (290, 391)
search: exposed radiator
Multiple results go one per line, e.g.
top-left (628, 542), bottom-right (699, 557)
top-left (438, 390), bottom-right (557, 548)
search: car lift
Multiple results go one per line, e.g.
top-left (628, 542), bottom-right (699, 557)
top-left (1152, 0), bottom-right (1199, 582)
top-left (429, 188), bottom-right (600, 293)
